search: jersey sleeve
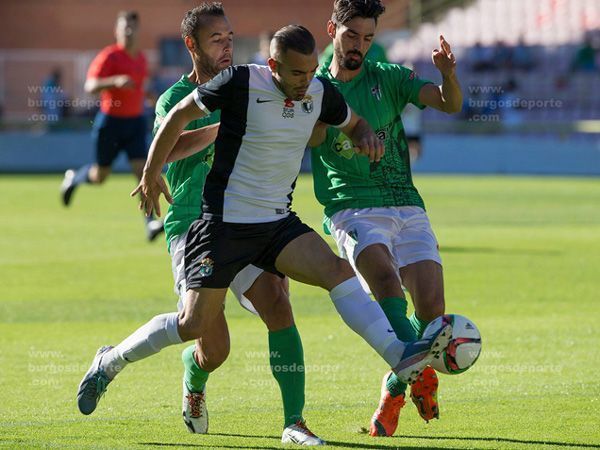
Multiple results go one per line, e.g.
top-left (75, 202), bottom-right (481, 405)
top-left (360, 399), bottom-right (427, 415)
top-left (87, 48), bottom-right (114, 79)
top-left (153, 89), bottom-right (171, 135)
top-left (390, 64), bottom-right (433, 110)
top-left (317, 77), bottom-right (351, 128)
top-left (193, 65), bottom-right (240, 114)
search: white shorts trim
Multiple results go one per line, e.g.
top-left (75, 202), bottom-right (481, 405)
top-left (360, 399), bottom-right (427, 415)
top-left (170, 231), bottom-right (260, 314)
top-left (329, 206), bottom-right (442, 293)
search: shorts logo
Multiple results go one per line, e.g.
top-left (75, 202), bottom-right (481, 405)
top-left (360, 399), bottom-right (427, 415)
top-left (282, 98), bottom-right (295, 119)
top-left (198, 257), bottom-right (214, 278)
top-left (301, 95), bottom-right (313, 113)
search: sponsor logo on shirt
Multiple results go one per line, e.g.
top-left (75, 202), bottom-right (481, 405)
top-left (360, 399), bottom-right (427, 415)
top-left (333, 133), bottom-right (355, 160)
top-left (376, 128), bottom-right (388, 141)
top-left (282, 98), bottom-right (295, 119)
top-left (301, 95), bottom-right (313, 113)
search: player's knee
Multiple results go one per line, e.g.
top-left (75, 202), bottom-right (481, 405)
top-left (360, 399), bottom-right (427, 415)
top-left (96, 171), bottom-right (109, 183)
top-left (90, 167), bottom-right (110, 184)
top-left (324, 256), bottom-right (356, 289)
top-left (368, 268), bottom-right (402, 299)
top-left (177, 314), bottom-right (204, 341)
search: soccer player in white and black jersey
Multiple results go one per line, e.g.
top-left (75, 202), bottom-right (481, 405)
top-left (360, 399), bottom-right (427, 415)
top-left (78, 25), bottom-right (453, 434)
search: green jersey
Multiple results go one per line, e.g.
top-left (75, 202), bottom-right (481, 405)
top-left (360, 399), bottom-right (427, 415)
top-left (311, 59), bottom-right (432, 228)
top-left (154, 74), bottom-right (220, 251)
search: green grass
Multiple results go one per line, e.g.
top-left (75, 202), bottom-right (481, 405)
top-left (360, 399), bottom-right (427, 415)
top-left (1, 174), bottom-right (599, 449)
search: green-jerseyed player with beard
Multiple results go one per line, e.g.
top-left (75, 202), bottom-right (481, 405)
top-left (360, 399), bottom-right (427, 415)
top-left (84, 3), bottom-right (322, 445)
top-left (309, 0), bottom-right (463, 438)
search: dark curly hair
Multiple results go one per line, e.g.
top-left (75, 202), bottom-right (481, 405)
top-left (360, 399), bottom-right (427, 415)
top-left (331, 0), bottom-right (386, 25)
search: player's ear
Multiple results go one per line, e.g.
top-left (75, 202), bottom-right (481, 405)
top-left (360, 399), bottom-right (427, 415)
top-left (327, 20), bottom-right (336, 39)
top-left (267, 57), bottom-right (278, 73)
top-left (184, 35), bottom-right (196, 54)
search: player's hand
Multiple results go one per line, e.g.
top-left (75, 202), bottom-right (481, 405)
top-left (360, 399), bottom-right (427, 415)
top-left (130, 174), bottom-right (173, 217)
top-left (114, 75), bottom-right (135, 89)
top-left (432, 35), bottom-right (456, 77)
top-left (353, 130), bottom-right (384, 163)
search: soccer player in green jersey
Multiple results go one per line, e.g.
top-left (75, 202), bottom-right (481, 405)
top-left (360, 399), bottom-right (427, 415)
top-left (309, 0), bottom-right (462, 437)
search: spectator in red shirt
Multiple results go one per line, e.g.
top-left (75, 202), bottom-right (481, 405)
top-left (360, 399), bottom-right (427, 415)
top-left (61, 10), bottom-right (163, 241)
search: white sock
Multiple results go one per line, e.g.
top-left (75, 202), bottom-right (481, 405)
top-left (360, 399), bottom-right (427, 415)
top-left (100, 312), bottom-right (182, 379)
top-left (329, 277), bottom-right (406, 369)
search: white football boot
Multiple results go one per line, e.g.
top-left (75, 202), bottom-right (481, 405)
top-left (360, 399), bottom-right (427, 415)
top-left (182, 377), bottom-right (208, 434)
top-left (77, 345), bottom-right (113, 415)
top-left (281, 420), bottom-right (325, 446)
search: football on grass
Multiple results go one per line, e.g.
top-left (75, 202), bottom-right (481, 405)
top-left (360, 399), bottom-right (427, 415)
top-left (426, 314), bottom-right (482, 375)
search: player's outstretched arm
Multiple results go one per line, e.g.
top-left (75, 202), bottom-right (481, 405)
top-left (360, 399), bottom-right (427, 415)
top-left (131, 92), bottom-right (207, 216)
top-left (340, 110), bottom-right (385, 163)
top-left (166, 122), bottom-right (220, 163)
top-left (418, 35), bottom-right (462, 114)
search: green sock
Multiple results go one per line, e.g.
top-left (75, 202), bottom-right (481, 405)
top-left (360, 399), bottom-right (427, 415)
top-left (409, 312), bottom-right (430, 338)
top-left (182, 344), bottom-right (210, 392)
top-left (269, 325), bottom-right (305, 428)
top-left (379, 297), bottom-right (417, 398)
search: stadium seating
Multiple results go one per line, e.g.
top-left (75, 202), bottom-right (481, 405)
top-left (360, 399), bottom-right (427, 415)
top-left (387, 0), bottom-right (600, 124)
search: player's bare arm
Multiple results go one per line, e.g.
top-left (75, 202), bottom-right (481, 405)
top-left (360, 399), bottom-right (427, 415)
top-left (166, 122), bottom-right (220, 163)
top-left (418, 35), bottom-right (462, 114)
top-left (308, 121), bottom-right (328, 147)
top-left (131, 92), bottom-right (207, 216)
top-left (340, 110), bottom-right (385, 163)
top-left (84, 75), bottom-right (135, 94)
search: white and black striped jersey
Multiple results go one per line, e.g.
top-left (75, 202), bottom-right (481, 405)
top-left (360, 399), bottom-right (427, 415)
top-left (192, 64), bottom-right (351, 223)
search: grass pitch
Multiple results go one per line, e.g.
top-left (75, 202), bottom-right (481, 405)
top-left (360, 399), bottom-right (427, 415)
top-left (0, 173), bottom-right (599, 449)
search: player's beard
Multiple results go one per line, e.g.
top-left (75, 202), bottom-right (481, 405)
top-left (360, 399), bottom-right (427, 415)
top-left (195, 49), bottom-right (225, 80)
top-left (335, 47), bottom-right (364, 71)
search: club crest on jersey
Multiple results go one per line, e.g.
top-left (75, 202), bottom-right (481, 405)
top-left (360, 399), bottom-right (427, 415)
top-left (371, 84), bottom-right (382, 101)
top-left (197, 257), bottom-right (214, 278)
top-left (282, 98), bottom-right (295, 118)
top-left (301, 95), bottom-right (313, 113)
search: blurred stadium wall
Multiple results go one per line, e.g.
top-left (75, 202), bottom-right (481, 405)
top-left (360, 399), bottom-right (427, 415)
top-left (0, 0), bottom-right (598, 175)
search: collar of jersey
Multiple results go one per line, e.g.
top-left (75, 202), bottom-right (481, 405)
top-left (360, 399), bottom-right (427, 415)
top-left (321, 59), bottom-right (368, 86)
top-left (180, 74), bottom-right (197, 88)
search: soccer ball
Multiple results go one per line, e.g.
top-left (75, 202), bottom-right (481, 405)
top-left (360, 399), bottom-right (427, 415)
top-left (426, 314), bottom-right (482, 375)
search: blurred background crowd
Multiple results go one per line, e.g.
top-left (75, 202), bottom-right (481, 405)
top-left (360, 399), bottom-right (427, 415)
top-left (0, 0), bottom-right (598, 175)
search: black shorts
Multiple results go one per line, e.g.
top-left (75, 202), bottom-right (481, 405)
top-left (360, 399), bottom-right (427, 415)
top-left (184, 213), bottom-right (313, 290)
top-left (92, 112), bottom-right (147, 167)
